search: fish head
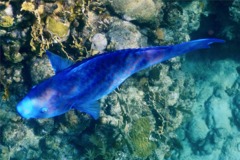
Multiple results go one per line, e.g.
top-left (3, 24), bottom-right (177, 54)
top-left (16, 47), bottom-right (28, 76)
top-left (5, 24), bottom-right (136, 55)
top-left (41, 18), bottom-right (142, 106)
top-left (17, 96), bottom-right (44, 119)
top-left (17, 87), bottom-right (67, 119)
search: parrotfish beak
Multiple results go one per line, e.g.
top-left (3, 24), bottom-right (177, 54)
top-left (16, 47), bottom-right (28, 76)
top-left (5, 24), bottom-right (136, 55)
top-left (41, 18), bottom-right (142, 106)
top-left (17, 97), bottom-right (35, 119)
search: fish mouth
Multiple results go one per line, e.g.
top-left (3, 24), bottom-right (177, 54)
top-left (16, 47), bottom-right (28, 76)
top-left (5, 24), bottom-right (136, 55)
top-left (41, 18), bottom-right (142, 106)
top-left (17, 103), bottom-right (31, 119)
top-left (16, 97), bottom-right (34, 119)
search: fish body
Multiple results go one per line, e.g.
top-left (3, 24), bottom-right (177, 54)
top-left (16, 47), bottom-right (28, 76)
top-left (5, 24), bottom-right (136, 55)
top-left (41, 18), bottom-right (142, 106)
top-left (17, 39), bottom-right (224, 119)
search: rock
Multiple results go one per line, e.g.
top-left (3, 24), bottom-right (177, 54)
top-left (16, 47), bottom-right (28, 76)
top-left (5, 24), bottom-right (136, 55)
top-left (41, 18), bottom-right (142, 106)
top-left (45, 16), bottom-right (70, 42)
top-left (107, 20), bottom-right (147, 49)
top-left (187, 117), bottom-right (209, 144)
top-left (166, 91), bottom-right (179, 106)
top-left (229, 0), bottom-right (240, 24)
top-left (57, 110), bottom-right (91, 135)
top-left (0, 15), bottom-right (14, 28)
top-left (43, 136), bottom-right (61, 150)
top-left (29, 54), bottom-right (54, 85)
top-left (2, 42), bottom-right (24, 63)
top-left (91, 33), bottom-right (108, 54)
top-left (2, 123), bottom-right (27, 146)
top-left (205, 92), bottom-right (232, 134)
top-left (232, 108), bottom-right (240, 128)
top-left (35, 118), bottom-right (55, 135)
top-left (219, 135), bottom-right (240, 160)
top-left (233, 93), bottom-right (240, 107)
top-left (203, 89), bottom-right (233, 152)
top-left (109, 0), bottom-right (161, 24)
top-left (202, 140), bottom-right (214, 155)
top-left (0, 145), bottom-right (9, 160)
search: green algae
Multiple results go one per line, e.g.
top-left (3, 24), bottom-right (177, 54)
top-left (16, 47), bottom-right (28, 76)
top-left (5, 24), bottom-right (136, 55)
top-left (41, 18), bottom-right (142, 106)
top-left (21, 1), bottom-right (35, 12)
top-left (129, 117), bottom-right (156, 158)
top-left (0, 15), bottom-right (14, 28)
top-left (46, 16), bottom-right (70, 38)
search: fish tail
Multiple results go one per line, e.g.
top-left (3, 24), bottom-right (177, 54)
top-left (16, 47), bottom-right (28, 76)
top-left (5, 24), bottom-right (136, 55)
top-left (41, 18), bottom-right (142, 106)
top-left (169, 38), bottom-right (225, 58)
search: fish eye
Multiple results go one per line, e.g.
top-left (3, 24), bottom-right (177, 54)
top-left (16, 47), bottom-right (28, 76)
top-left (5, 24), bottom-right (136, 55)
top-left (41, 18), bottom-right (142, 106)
top-left (41, 107), bottom-right (48, 113)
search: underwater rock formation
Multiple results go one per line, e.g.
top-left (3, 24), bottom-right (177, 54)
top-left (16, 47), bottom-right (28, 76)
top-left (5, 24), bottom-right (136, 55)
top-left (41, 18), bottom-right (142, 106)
top-left (1, 0), bottom-right (240, 160)
top-left (91, 33), bottom-right (108, 54)
top-left (29, 55), bottom-right (54, 85)
top-left (171, 51), bottom-right (240, 160)
top-left (45, 16), bottom-right (70, 42)
top-left (107, 19), bottom-right (148, 49)
top-left (187, 117), bottom-right (209, 144)
top-left (109, 0), bottom-right (162, 24)
top-left (229, 0), bottom-right (240, 24)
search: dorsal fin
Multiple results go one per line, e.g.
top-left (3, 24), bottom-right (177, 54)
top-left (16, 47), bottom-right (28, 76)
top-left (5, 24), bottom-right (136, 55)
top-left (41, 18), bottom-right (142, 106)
top-left (46, 50), bottom-right (74, 74)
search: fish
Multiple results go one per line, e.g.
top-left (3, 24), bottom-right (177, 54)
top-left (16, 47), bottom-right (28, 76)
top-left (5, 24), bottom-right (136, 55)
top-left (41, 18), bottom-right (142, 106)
top-left (16, 38), bottom-right (224, 119)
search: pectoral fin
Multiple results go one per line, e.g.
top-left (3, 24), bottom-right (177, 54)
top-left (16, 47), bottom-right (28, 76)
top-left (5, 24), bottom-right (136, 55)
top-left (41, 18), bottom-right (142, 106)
top-left (75, 101), bottom-right (100, 120)
top-left (46, 50), bottom-right (74, 74)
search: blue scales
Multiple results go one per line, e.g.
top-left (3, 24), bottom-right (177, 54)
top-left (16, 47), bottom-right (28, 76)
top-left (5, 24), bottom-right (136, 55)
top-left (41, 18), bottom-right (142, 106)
top-left (16, 39), bottom-right (224, 119)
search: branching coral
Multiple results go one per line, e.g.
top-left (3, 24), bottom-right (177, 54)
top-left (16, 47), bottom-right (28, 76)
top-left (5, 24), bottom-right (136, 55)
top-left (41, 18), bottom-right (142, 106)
top-left (21, 1), bottom-right (51, 56)
top-left (19, 0), bottom-right (105, 58)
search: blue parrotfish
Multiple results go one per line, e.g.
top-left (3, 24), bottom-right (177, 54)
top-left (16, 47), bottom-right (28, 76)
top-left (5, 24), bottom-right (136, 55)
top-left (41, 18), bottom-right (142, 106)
top-left (17, 39), bottom-right (224, 119)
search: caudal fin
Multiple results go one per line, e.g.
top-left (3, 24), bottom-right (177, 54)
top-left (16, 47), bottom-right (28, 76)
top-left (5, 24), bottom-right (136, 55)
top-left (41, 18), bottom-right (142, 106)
top-left (168, 38), bottom-right (225, 58)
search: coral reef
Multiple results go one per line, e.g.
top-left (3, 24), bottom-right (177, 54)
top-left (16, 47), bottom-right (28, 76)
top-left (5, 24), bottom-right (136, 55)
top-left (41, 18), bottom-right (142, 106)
top-left (128, 117), bottom-right (156, 158)
top-left (170, 46), bottom-right (240, 159)
top-left (229, 0), bottom-right (240, 24)
top-left (109, 0), bottom-right (162, 24)
top-left (29, 55), bottom-right (54, 85)
top-left (90, 33), bottom-right (108, 54)
top-left (2, 42), bottom-right (24, 63)
top-left (45, 16), bottom-right (70, 40)
top-left (0, 15), bottom-right (14, 28)
top-left (187, 117), bottom-right (209, 144)
top-left (107, 19), bottom-right (148, 49)
top-left (1, 0), bottom-right (240, 160)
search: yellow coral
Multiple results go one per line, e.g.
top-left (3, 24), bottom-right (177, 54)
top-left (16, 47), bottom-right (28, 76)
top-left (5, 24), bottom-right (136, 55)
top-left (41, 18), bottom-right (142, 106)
top-left (155, 28), bottom-right (165, 40)
top-left (53, 2), bottom-right (63, 14)
top-left (0, 15), bottom-right (14, 28)
top-left (2, 86), bottom-right (9, 101)
top-left (46, 16), bottom-right (70, 38)
top-left (26, 0), bottom-right (105, 58)
top-left (37, 4), bottom-right (45, 15)
top-left (0, 80), bottom-right (9, 101)
top-left (21, 1), bottom-right (35, 12)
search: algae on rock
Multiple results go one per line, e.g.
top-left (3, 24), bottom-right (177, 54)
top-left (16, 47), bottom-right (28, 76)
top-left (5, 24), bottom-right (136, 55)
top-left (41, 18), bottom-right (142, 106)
top-left (46, 16), bottom-right (70, 40)
top-left (0, 15), bottom-right (14, 28)
top-left (128, 117), bottom-right (156, 158)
